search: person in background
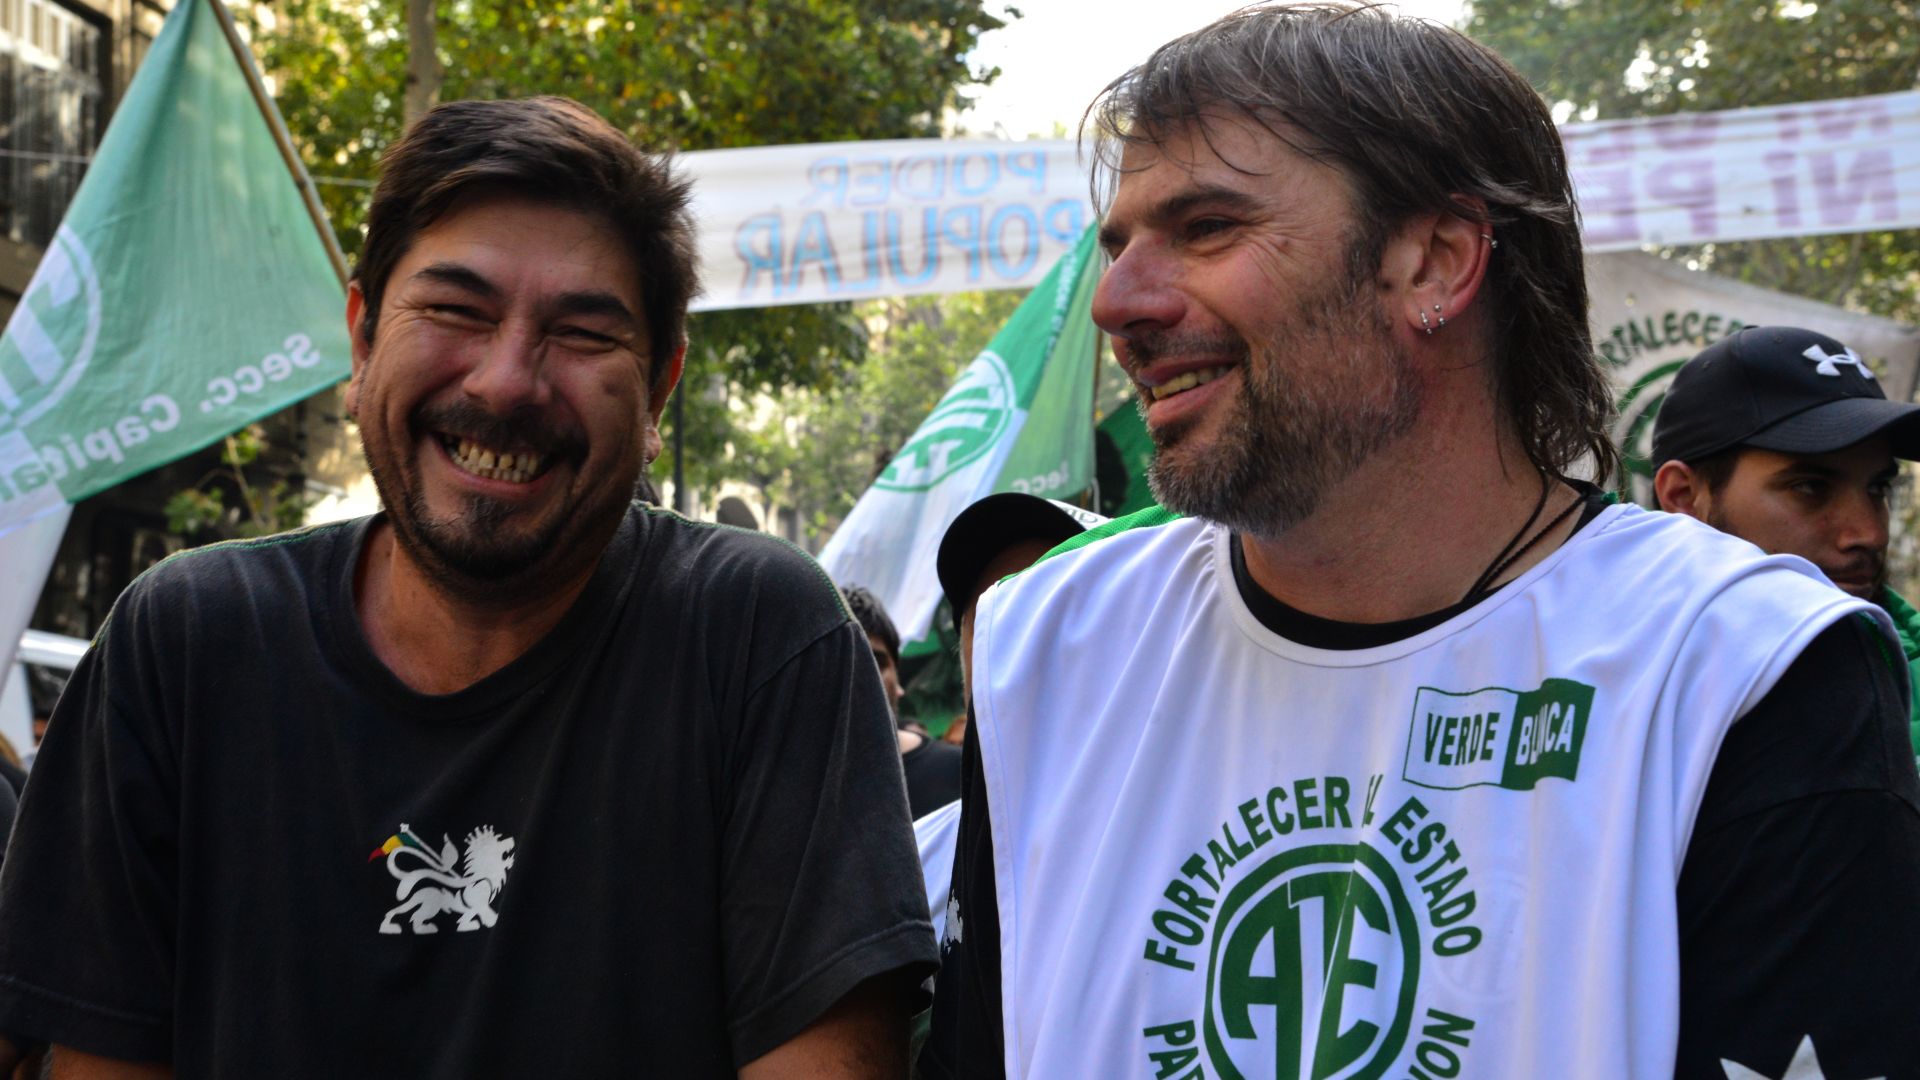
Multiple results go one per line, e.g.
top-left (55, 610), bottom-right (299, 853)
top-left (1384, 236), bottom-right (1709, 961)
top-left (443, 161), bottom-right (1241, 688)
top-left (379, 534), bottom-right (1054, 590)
top-left (914, 493), bottom-right (1111, 951)
top-left (921, 6), bottom-right (1920, 1078)
top-left (933, 493), bottom-right (1110, 748)
top-left (842, 585), bottom-right (961, 819)
top-left (0, 734), bottom-right (24, 799)
top-left (1654, 325), bottom-right (1920, 759)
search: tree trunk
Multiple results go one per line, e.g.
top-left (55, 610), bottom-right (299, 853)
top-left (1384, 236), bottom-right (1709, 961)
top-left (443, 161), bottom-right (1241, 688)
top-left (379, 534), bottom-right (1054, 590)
top-left (403, 0), bottom-right (441, 125)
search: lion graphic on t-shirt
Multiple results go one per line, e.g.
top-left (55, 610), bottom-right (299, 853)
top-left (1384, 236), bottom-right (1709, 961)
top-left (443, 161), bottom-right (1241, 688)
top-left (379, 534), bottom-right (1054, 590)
top-left (375, 824), bottom-right (515, 934)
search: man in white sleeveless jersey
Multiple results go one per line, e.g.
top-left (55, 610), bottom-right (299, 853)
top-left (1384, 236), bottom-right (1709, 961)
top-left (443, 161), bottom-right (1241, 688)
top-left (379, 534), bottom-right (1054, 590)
top-left (920, 6), bottom-right (1920, 1079)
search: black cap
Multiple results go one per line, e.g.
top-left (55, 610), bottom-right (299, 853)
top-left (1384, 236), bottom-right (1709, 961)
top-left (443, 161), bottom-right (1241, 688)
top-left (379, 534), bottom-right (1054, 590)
top-left (1651, 325), bottom-right (1920, 468)
top-left (936, 493), bottom-right (1109, 617)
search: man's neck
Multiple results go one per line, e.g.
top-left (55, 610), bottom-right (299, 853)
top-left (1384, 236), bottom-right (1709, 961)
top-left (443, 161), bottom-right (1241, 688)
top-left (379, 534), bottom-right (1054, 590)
top-left (353, 521), bottom-right (600, 695)
top-left (1238, 381), bottom-right (1583, 625)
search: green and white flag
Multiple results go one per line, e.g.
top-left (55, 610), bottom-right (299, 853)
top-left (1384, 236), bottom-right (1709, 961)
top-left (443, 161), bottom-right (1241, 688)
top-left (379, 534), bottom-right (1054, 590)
top-left (819, 226), bottom-right (1101, 647)
top-left (0, 0), bottom-right (348, 535)
top-left (0, 0), bottom-right (348, 681)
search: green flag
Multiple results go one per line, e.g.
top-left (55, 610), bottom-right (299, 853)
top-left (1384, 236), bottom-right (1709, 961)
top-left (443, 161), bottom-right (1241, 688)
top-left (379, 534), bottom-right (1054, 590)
top-left (1096, 397), bottom-right (1157, 517)
top-left (0, 0), bottom-right (349, 535)
top-left (819, 226), bottom-right (1102, 646)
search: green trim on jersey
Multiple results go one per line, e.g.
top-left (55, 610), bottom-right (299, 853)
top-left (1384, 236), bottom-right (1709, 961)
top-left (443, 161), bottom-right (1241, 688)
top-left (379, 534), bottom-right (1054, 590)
top-left (1039, 504), bottom-right (1183, 565)
top-left (1874, 585), bottom-right (1920, 757)
top-left (979, 503), bottom-right (1183, 598)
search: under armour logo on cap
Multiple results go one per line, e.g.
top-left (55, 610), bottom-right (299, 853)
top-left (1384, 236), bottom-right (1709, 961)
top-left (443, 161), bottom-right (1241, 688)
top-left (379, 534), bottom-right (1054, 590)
top-left (1803, 343), bottom-right (1875, 380)
top-left (1653, 325), bottom-right (1920, 468)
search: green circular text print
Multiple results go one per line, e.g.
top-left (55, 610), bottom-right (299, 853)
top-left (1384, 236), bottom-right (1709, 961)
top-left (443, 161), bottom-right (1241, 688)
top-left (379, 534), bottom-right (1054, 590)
top-left (0, 225), bottom-right (102, 436)
top-left (873, 350), bottom-right (1016, 492)
top-left (1203, 843), bottom-right (1421, 1080)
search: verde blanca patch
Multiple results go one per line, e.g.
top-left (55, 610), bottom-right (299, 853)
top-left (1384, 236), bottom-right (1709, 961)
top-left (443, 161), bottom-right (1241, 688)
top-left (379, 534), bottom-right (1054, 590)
top-left (1402, 679), bottom-right (1596, 792)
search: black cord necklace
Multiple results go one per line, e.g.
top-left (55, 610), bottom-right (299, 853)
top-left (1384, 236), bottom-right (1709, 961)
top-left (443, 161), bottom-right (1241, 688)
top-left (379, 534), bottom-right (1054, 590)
top-left (1460, 477), bottom-right (1580, 605)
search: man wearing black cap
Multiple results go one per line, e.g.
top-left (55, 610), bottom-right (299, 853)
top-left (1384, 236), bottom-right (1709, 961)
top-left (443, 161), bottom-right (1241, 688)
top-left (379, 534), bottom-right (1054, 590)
top-left (1654, 325), bottom-right (1920, 757)
top-left (935, 493), bottom-right (1110, 727)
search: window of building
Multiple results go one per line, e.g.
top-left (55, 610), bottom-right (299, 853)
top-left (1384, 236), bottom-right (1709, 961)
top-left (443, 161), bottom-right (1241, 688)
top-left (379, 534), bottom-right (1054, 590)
top-left (0, 0), bottom-right (105, 250)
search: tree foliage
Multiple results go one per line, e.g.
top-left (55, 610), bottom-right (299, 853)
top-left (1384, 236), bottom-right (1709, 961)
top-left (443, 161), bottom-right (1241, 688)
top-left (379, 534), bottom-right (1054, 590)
top-left (244, 0), bottom-right (1009, 392)
top-left (660, 288), bottom-right (1027, 541)
top-left (163, 426), bottom-right (316, 541)
top-left (1467, 0), bottom-right (1920, 319)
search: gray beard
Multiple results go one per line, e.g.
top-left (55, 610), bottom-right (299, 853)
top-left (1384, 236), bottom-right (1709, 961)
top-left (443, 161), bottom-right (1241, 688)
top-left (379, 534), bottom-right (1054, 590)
top-left (1144, 289), bottom-right (1420, 539)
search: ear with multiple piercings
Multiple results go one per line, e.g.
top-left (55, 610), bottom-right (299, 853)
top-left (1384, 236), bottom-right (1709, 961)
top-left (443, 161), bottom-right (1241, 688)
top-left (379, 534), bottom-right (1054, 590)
top-left (1416, 231), bottom-right (1497, 335)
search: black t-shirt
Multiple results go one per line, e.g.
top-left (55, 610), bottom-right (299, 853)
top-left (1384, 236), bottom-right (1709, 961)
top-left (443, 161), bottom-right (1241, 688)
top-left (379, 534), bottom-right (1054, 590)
top-left (902, 733), bottom-right (962, 818)
top-left (0, 503), bottom-right (935, 1077)
top-left (922, 493), bottom-right (1920, 1079)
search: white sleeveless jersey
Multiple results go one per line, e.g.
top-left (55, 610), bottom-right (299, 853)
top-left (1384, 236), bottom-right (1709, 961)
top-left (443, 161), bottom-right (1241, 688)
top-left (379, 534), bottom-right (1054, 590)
top-left (971, 504), bottom-right (1886, 1080)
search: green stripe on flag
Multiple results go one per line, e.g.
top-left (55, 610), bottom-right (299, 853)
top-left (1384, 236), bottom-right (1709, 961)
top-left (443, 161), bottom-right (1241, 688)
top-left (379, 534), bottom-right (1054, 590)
top-left (819, 227), bottom-right (1103, 650)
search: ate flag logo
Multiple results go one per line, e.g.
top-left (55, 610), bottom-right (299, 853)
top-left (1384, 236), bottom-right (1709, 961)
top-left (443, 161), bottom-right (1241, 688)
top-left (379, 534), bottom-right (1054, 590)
top-left (0, 226), bottom-right (101, 437)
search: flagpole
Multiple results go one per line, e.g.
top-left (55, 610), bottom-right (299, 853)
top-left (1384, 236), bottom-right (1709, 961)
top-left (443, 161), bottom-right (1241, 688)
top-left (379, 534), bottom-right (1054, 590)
top-left (205, 0), bottom-right (350, 288)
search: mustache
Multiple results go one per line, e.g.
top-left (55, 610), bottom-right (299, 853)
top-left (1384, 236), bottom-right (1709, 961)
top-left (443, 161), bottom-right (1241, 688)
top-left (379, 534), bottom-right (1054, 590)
top-left (1826, 554), bottom-right (1885, 581)
top-left (414, 400), bottom-right (587, 463)
top-left (1122, 331), bottom-right (1250, 368)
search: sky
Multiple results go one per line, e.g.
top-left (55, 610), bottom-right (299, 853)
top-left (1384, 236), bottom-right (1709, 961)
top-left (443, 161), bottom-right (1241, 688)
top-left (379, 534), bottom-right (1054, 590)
top-left (956, 0), bottom-right (1469, 140)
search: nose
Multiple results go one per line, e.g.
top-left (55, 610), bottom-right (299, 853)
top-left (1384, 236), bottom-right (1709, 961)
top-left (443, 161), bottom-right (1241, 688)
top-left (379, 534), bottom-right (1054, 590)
top-left (1835, 487), bottom-right (1890, 555)
top-left (1835, 490), bottom-right (1881, 549)
top-left (1091, 242), bottom-right (1187, 349)
top-left (460, 322), bottom-right (552, 413)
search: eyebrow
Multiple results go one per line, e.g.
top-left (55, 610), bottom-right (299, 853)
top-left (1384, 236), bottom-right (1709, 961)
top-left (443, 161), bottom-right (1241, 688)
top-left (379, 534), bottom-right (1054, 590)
top-left (1774, 462), bottom-right (1840, 480)
top-left (411, 262), bottom-right (499, 297)
top-left (1098, 184), bottom-right (1263, 250)
top-left (410, 263), bottom-right (637, 326)
top-left (550, 290), bottom-right (638, 326)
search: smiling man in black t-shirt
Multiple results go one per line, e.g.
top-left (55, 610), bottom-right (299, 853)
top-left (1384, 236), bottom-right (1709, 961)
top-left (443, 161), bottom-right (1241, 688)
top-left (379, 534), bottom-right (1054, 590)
top-left (0, 98), bottom-right (933, 1079)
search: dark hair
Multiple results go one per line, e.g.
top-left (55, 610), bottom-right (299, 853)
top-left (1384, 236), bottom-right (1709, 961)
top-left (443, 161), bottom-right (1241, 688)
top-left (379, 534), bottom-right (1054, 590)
top-left (840, 586), bottom-right (901, 662)
top-left (1681, 446), bottom-right (1744, 495)
top-left (353, 96), bottom-right (698, 390)
top-left (1086, 2), bottom-right (1617, 481)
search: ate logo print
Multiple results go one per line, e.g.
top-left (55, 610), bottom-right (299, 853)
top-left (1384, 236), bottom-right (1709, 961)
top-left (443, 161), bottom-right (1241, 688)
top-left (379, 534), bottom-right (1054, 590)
top-left (1141, 778), bottom-right (1482, 1080)
top-left (873, 349), bottom-right (1014, 492)
top-left (0, 226), bottom-right (101, 436)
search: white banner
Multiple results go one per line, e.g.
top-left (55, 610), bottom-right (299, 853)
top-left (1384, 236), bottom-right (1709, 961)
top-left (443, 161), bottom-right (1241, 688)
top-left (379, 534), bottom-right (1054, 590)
top-left (682, 92), bottom-right (1920, 310)
top-left (1590, 250), bottom-right (1920, 503)
top-left (684, 139), bottom-right (1090, 313)
top-left (1566, 91), bottom-right (1920, 252)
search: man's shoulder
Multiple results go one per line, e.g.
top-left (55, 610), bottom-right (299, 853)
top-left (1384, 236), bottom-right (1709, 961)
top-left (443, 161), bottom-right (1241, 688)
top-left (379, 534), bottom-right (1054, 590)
top-left (1570, 503), bottom-right (1846, 610)
top-left (635, 504), bottom-right (839, 593)
top-left (628, 504), bottom-right (852, 639)
top-left (115, 517), bottom-right (362, 621)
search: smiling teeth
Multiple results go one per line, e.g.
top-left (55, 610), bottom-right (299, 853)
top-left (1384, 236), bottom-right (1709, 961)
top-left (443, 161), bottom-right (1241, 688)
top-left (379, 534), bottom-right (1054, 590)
top-left (1148, 365), bottom-right (1233, 401)
top-left (447, 437), bottom-right (544, 483)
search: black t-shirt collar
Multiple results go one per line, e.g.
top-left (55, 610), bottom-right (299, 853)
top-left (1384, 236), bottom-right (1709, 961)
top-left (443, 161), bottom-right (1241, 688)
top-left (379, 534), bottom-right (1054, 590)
top-left (1229, 483), bottom-right (1614, 651)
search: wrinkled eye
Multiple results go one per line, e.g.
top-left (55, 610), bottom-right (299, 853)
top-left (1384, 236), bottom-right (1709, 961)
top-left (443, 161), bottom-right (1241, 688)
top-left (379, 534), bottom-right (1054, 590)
top-left (556, 326), bottom-right (618, 348)
top-left (1186, 217), bottom-right (1234, 240)
top-left (423, 304), bottom-right (497, 334)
